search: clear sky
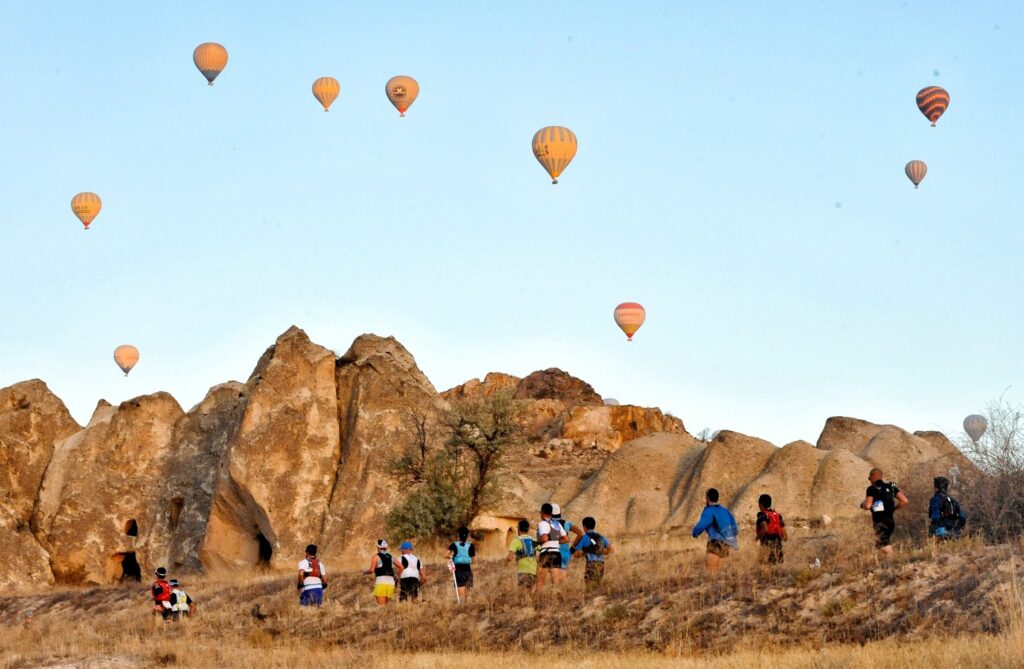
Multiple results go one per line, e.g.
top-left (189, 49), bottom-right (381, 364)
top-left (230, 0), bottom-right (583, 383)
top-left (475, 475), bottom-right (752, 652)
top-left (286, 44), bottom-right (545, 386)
top-left (1, 2), bottom-right (1021, 446)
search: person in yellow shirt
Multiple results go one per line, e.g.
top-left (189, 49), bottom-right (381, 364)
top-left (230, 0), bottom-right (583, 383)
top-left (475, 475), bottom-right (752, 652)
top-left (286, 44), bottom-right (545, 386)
top-left (506, 519), bottom-right (538, 589)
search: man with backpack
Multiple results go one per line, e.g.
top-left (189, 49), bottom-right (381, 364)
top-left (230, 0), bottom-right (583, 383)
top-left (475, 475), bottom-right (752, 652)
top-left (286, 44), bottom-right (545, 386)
top-left (929, 476), bottom-right (967, 541)
top-left (691, 488), bottom-right (739, 574)
top-left (571, 516), bottom-right (613, 591)
top-left (536, 503), bottom-right (568, 592)
top-left (297, 544), bottom-right (328, 607)
top-left (507, 519), bottom-right (538, 590)
top-left (755, 494), bottom-right (788, 565)
top-left (448, 527), bottom-right (475, 602)
top-left (550, 503), bottom-right (584, 571)
top-left (397, 541), bottom-right (426, 602)
top-left (168, 579), bottom-right (195, 621)
top-left (151, 567), bottom-right (172, 620)
top-left (861, 468), bottom-right (909, 555)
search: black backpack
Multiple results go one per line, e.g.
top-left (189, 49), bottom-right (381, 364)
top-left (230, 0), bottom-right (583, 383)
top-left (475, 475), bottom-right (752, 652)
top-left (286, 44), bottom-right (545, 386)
top-left (583, 530), bottom-right (608, 556)
top-left (873, 481), bottom-right (897, 513)
top-left (940, 495), bottom-right (961, 520)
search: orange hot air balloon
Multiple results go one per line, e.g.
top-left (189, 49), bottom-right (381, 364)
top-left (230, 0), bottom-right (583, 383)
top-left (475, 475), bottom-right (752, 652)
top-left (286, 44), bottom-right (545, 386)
top-left (193, 42), bottom-right (228, 85)
top-left (386, 76), bottom-right (419, 117)
top-left (614, 302), bottom-right (646, 341)
top-left (532, 126), bottom-right (577, 184)
top-left (916, 86), bottom-right (949, 126)
top-left (312, 77), bottom-right (340, 111)
top-left (113, 345), bottom-right (140, 376)
top-left (905, 160), bottom-right (927, 188)
top-left (71, 192), bottom-right (102, 230)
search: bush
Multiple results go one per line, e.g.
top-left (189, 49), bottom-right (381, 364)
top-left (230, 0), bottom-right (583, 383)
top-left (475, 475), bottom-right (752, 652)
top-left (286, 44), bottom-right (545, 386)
top-left (959, 399), bottom-right (1024, 542)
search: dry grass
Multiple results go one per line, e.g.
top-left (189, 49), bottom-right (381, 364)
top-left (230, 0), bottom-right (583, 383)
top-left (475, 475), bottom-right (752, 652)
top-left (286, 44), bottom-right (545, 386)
top-left (1, 529), bottom-right (1022, 668)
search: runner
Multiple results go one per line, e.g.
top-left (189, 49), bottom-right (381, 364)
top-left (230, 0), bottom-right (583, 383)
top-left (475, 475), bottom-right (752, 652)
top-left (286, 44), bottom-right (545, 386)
top-left (571, 516), bottom-right (613, 591)
top-left (296, 544), bottom-right (327, 607)
top-left (397, 541), bottom-right (426, 601)
top-left (861, 468), bottom-right (909, 555)
top-left (364, 539), bottom-right (396, 605)
top-left (506, 519), bottom-right (538, 590)
top-left (447, 527), bottom-right (475, 602)
top-left (691, 488), bottom-right (739, 574)
top-left (535, 503), bottom-right (568, 592)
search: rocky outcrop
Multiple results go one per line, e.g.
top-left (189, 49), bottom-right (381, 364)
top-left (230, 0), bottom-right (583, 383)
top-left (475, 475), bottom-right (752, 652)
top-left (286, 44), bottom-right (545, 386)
top-left (201, 327), bottom-right (340, 571)
top-left (560, 405), bottom-right (686, 452)
top-left (514, 368), bottom-right (602, 405)
top-left (33, 394), bottom-right (184, 583)
top-left (441, 372), bottom-right (520, 401)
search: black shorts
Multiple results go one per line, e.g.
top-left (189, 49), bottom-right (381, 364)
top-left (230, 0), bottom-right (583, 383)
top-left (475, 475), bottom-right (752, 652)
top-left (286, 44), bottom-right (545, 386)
top-left (538, 551), bottom-right (562, 570)
top-left (399, 577), bottom-right (420, 601)
top-left (454, 566), bottom-right (473, 588)
top-left (873, 518), bottom-right (895, 548)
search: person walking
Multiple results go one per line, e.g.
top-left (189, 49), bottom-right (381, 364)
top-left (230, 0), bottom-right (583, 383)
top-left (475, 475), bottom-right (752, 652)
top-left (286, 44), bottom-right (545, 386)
top-left (397, 541), bottom-right (426, 602)
top-left (691, 488), bottom-right (739, 574)
top-left (755, 494), bottom-right (788, 566)
top-left (551, 503), bottom-right (584, 571)
top-left (506, 519), bottom-right (538, 590)
top-left (297, 544), bottom-right (327, 607)
top-left (929, 476), bottom-right (967, 541)
top-left (861, 468), bottom-right (909, 555)
top-left (571, 516), bottom-right (613, 591)
top-left (151, 567), bottom-right (173, 620)
top-left (168, 579), bottom-right (195, 620)
top-left (448, 527), bottom-right (475, 602)
top-left (535, 503), bottom-right (568, 592)
top-left (365, 540), bottom-right (397, 605)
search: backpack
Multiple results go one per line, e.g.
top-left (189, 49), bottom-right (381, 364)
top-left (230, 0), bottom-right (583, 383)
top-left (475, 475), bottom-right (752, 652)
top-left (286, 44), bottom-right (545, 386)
top-left (872, 481), bottom-right (897, 513)
top-left (515, 537), bottom-right (536, 559)
top-left (305, 557), bottom-right (322, 579)
top-left (940, 495), bottom-right (960, 520)
top-left (453, 541), bottom-right (473, 565)
top-left (152, 579), bottom-right (171, 602)
top-left (582, 531), bottom-right (608, 556)
top-left (375, 553), bottom-right (395, 576)
top-left (538, 520), bottom-right (566, 545)
top-left (761, 510), bottom-right (784, 538)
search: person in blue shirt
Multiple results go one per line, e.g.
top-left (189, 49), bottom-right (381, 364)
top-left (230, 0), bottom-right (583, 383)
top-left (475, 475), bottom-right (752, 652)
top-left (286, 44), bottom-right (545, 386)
top-left (550, 503), bottom-right (584, 570)
top-left (570, 516), bottom-right (614, 591)
top-left (691, 488), bottom-right (738, 574)
top-left (929, 476), bottom-right (967, 540)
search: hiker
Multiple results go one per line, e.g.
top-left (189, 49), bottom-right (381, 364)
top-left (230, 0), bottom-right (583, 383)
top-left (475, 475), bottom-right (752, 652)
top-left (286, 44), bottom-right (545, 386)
top-left (151, 567), bottom-right (173, 620)
top-left (691, 488), bottom-right (739, 574)
top-left (755, 494), bottom-right (788, 565)
top-left (297, 543), bottom-right (328, 607)
top-left (551, 503), bottom-right (584, 570)
top-left (535, 502), bottom-right (568, 592)
top-left (168, 579), bottom-right (195, 621)
top-left (448, 527), bottom-right (475, 602)
top-left (861, 468), bottom-right (909, 554)
top-left (397, 541), bottom-right (426, 601)
top-left (929, 476), bottom-right (967, 541)
top-left (571, 516), bottom-right (613, 591)
top-left (506, 519), bottom-right (538, 590)
top-left (365, 539), bottom-right (396, 605)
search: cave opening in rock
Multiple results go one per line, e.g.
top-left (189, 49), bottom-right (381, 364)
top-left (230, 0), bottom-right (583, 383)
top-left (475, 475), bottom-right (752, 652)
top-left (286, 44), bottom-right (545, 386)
top-left (115, 552), bottom-right (142, 581)
top-left (124, 519), bottom-right (138, 537)
top-left (256, 532), bottom-right (273, 566)
top-left (169, 498), bottom-right (184, 530)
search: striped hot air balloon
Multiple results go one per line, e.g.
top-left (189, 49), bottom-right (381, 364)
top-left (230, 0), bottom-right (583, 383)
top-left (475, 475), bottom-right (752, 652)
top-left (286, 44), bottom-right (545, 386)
top-left (193, 43), bottom-right (228, 85)
top-left (532, 126), bottom-right (577, 184)
top-left (312, 77), bottom-right (340, 111)
top-left (916, 86), bottom-right (950, 126)
top-left (71, 192), bottom-right (101, 230)
top-left (613, 302), bottom-right (646, 341)
top-left (905, 160), bottom-right (927, 188)
top-left (963, 414), bottom-right (987, 443)
top-left (385, 76), bottom-right (419, 117)
top-left (113, 345), bottom-right (140, 376)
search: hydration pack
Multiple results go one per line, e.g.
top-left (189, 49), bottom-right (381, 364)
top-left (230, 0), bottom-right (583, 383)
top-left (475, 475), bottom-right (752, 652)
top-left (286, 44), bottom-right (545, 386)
top-left (453, 541), bottom-right (473, 565)
top-left (152, 579), bottom-right (171, 602)
top-left (515, 537), bottom-right (536, 559)
top-left (375, 553), bottom-right (395, 577)
top-left (583, 531), bottom-right (608, 556)
top-left (305, 557), bottom-right (322, 579)
top-left (872, 481), bottom-right (897, 514)
top-left (762, 510), bottom-right (784, 538)
top-left (941, 495), bottom-right (961, 520)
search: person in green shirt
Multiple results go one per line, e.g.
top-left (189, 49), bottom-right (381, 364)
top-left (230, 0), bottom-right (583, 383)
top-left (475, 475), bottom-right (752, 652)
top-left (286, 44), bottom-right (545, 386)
top-left (506, 519), bottom-right (538, 589)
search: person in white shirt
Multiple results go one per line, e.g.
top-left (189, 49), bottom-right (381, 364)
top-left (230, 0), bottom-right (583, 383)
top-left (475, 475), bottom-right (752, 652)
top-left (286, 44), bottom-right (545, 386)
top-left (535, 502), bottom-right (568, 592)
top-left (296, 544), bottom-right (327, 607)
top-left (397, 541), bottom-right (427, 601)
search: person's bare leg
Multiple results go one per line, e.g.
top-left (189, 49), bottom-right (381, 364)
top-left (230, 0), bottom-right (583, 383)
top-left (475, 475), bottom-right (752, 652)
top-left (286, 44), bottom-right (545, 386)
top-left (706, 553), bottom-right (722, 574)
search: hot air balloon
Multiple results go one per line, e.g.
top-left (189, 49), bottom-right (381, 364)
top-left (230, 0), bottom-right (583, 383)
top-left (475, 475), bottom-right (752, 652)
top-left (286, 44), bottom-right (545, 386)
top-left (916, 86), bottom-right (950, 126)
top-left (385, 76), bottom-right (419, 117)
top-left (963, 414), bottom-right (988, 443)
top-left (312, 77), bottom-right (340, 111)
top-left (71, 192), bottom-right (101, 230)
top-left (193, 43), bottom-right (228, 85)
top-left (532, 126), bottom-right (577, 184)
top-left (905, 160), bottom-right (927, 188)
top-left (613, 302), bottom-right (646, 341)
top-left (113, 345), bottom-right (140, 376)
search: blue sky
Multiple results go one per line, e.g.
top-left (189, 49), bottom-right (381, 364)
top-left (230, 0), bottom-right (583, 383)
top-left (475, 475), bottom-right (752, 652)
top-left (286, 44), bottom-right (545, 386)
top-left (0, 2), bottom-right (1021, 445)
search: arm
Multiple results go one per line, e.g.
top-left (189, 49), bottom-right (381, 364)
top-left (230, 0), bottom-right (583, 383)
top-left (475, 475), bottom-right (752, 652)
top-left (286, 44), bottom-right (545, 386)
top-left (861, 495), bottom-right (874, 511)
top-left (755, 518), bottom-right (765, 540)
top-left (929, 495), bottom-right (941, 522)
top-left (691, 508), bottom-right (712, 538)
top-left (569, 523), bottom-right (585, 549)
top-left (297, 568), bottom-right (305, 588)
top-left (895, 491), bottom-right (909, 511)
top-left (364, 555), bottom-right (378, 576)
top-left (419, 563), bottom-right (427, 584)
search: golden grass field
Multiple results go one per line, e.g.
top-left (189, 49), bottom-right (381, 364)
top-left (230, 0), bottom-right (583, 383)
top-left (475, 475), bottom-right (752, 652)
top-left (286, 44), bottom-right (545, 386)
top-left (2, 527), bottom-right (1023, 668)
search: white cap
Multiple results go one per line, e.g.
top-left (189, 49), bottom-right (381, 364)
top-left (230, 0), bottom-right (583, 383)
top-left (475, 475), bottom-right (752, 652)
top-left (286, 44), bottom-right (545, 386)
top-left (376, 539), bottom-right (388, 549)
top-left (551, 503), bottom-right (561, 516)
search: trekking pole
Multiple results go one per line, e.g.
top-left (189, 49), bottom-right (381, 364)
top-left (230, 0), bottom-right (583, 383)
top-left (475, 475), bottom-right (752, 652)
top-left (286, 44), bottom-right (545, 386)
top-left (448, 560), bottom-right (460, 605)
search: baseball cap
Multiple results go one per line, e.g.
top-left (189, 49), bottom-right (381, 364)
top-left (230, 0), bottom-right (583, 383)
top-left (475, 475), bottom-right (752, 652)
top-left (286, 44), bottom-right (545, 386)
top-left (400, 541), bottom-right (413, 550)
top-left (551, 503), bottom-right (562, 517)
top-left (376, 539), bottom-right (388, 549)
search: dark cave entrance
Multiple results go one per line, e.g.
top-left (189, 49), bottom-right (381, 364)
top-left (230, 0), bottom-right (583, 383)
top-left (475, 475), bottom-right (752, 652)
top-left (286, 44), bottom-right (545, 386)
top-left (124, 519), bottom-right (138, 537)
top-left (116, 552), bottom-right (142, 581)
top-left (256, 532), bottom-right (273, 567)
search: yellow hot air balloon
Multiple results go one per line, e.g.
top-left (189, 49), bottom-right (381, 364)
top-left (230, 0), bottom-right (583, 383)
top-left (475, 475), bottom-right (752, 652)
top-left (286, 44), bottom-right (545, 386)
top-left (386, 76), bottom-right (419, 117)
top-left (532, 126), bottom-right (577, 184)
top-left (71, 192), bottom-right (102, 230)
top-left (193, 43), bottom-right (228, 85)
top-left (113, 345), bottom-right (140, 376)
top-left (312, 77), bottom-right (340, 111)
top-left (614, 302), bottom-right (646, 341)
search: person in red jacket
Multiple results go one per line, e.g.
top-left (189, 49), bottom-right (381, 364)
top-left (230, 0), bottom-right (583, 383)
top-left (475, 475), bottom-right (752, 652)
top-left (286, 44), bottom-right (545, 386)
top-left (151, 567), bottom-right (172, 620)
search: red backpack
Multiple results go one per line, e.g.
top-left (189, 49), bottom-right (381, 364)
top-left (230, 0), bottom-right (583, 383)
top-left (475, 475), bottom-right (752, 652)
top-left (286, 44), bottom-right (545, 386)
top-left (306, 558), bottom-right (321, 579)
top-left (762, 510), bottom-right (784, 538)
top-left (152, 579), bottom-right (171, 602)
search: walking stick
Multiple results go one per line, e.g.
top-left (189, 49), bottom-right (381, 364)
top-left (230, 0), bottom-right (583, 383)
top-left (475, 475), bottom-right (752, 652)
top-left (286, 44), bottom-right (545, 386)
top-left (448, 560), bottom-right (460, 604)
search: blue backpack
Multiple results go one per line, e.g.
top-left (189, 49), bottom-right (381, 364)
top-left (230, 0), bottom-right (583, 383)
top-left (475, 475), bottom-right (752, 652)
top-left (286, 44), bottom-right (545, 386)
top-left (453, 541), bottom-right (473, 565)
top-left (516, 537), bottom-right (536, 559)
